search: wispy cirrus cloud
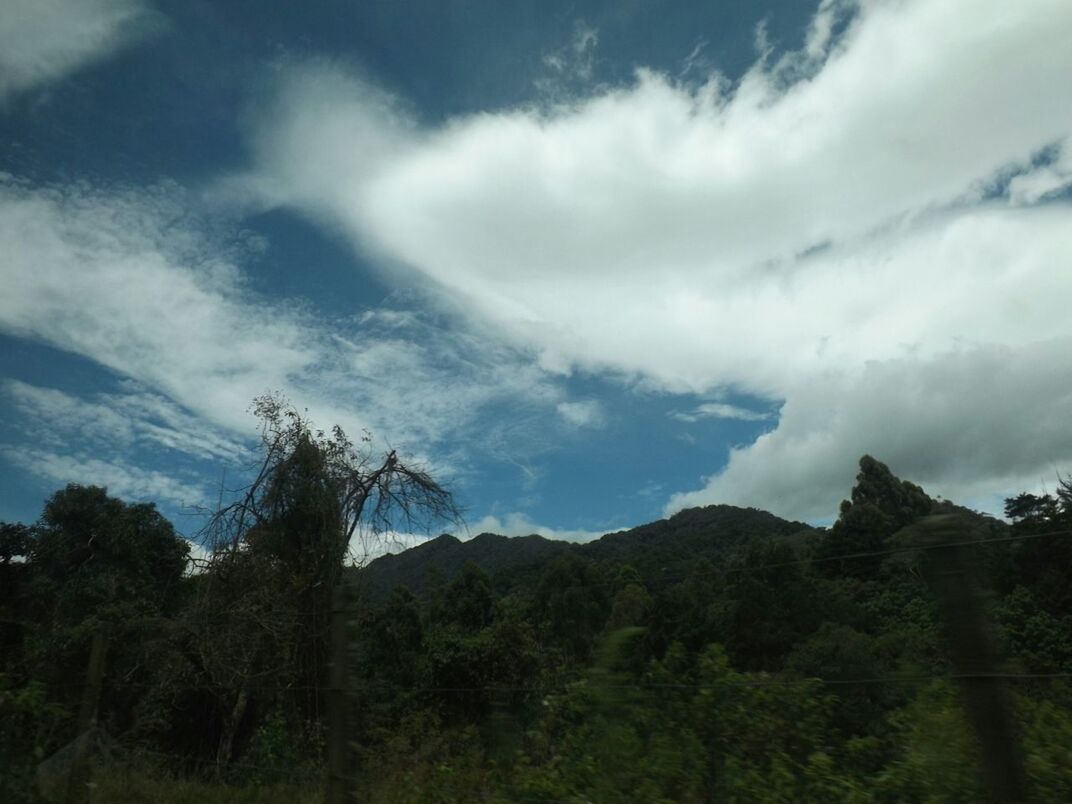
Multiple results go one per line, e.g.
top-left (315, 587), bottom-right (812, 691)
top-left (0, 175), bottom-right (594, 519)
top-left (670, 402), bottom-right (772, 423)
top-left (1, 445), bottom-right (206, 509)
top-left (556, 400), bottom-right (604, 429)
top-left (0, 0), bottom-right (161, 101)
top-left (4, 379), bottom-right (247, 463)
top-left (535, 20), bottom-right (600, 99)
top-left (0, 177), bottom-right (319, 435)
top-left (240, 0), bottom-right (1072, 520)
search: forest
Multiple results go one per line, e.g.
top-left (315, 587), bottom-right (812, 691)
top-left (2, 398), bottom-right (1072, 803)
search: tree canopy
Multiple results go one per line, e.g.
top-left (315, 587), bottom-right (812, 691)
top-left (3, 449), bottom-right (1072, 802)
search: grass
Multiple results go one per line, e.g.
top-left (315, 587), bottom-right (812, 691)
top-left (86, 767), bottom-right (323, 804)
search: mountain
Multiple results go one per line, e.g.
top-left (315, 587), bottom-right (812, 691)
top-left (578, 504), bottom-right (815, 577)
top-left (352, 531), bottom-right (571, 600)
top-left (355, 504), bottom-right (817, 600)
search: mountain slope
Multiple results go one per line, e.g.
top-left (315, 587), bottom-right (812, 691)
top-left (578, 504), bottom-right (815, 578)
top-left (353, 531), bottom-right (571, 600)
top-left (355, 504), bottom-right (817, 600)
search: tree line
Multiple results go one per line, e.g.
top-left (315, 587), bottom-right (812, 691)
top-left (2, 399), bottom-right (1072, 802)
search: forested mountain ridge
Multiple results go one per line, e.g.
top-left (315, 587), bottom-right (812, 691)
top-left (358, 452), bottom-right (1004, 604)
top-left (357, 503), bottom-right (817, 602)
top-left (354, 531), bottom-right (572, 600)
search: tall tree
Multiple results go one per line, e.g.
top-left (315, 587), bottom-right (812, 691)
top-left (818, 455), bottom-right (934, 577)
top-left (195, 394), bottom-right (458, 765)
top-left (15, 486), bottom-right (190, 742)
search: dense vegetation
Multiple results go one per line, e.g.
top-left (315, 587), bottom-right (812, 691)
top-left (2, 402), bottom-right (1071, 802)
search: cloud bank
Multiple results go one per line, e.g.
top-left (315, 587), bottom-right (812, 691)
top-left (242, 0), bottom-right (1072, 519)
top-left (667, 339), bottom-right (1072, 520)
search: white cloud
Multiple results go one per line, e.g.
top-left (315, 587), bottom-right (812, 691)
top-left (182, 538), bottom-right (214, 574)
top-left (468, 512), bottom-right (611, 544)
top-left (4, 379), bottom-right (247, 462)
top-left (348, 513), bottom-right (615, 561)
top-left (1, 445), bottom-right (206, 508)
top-left (345, 529), bottom-right (447, 565)
top-left (671, 402), bottom-right (772, 423)
top-left (241, 0), bottom-right (1072, 519)
top-left (0, 178), bottom-right (321, 435)
top-left (0, 0), bottom-right (159, 101)
top-left (678, 40), bottom-right (710, 81)
top-left (666, 338), bottom-right (1072, 521)
top-left (556, 399), bottom-right (604, 428)
top-left (324, 310), bottom-right (561, 452)
top-left (0, 175), bottom-right (582, 508)
top-left (536, 19), bottom-right (600, 96)
top-left (247, 0), bottom-right (1072, 391)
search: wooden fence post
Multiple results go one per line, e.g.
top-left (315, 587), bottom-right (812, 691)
top-left (65, 628), bottom-right (108, 804)
top-left (912, 514), bottom-right (1026, 803)
top-left (326, 583), bottom-right (352, 804)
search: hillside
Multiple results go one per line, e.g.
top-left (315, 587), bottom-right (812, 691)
top-left (578, 503), bottom-right (815, 577)
top-left (355, 503), bottom-right (817, 600)
top-left (353, 531), bottom-right (571, 599)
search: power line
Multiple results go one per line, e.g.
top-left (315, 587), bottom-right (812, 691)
top-left (33, 669), bottom-right (1072, 696)
top-left (9, 527), bottom-right (1067, 624)
top-left (2, 525), bottom-right (1068, 636)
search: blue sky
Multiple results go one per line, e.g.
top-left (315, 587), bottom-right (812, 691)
top-left (2, 0), bottom-right (1072, 549)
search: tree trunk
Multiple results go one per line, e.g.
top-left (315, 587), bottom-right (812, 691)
top-left (216, 685), bottom-right (250, 773)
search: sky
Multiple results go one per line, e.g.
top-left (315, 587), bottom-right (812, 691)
top-left (2, 0), bottom-right (1072, 550)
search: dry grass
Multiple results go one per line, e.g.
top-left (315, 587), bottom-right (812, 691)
top-left (87, 768), bottom-right (323, 804)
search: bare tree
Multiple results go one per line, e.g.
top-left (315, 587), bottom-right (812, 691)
top-left (190, 393), bottom-right (459, 767)
top-left (206, 393), bottom-right (458, 570)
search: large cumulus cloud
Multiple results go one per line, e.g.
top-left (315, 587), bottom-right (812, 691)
top-left (237, 0), bottom-right (1072, 519)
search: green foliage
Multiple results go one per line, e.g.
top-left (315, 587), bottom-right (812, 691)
top-left (91, 766), bottom-right (323, 804)
top-left (1018, 683), bottom-right (1072, 801)
top-left (437, 562), bottom-right (495, 632)
top-left (785, 623), bottom-right (895, 735)
top-left (874, 682), bottom-right (985, 803)
top-left (0, 521), bottom-right (32, 564)
top-left (244, 707), bottom-right (321, 785)
top-left (30, 484), bottom-right (189, 626)
top-left (3, 485), bottom-right (192, 763)
top-left (534, 553), bottom-right (610, 662)
top-left (1005, 492), bottom-right (1059, 523)
top-left (818, 455), bottom-right (934, 578)
top-left (606, 580), bottom-right (652, 630)
top-left (7, 453), bottom-right (1072, 801)
top-left (993, 586), bottom-right (1072, 673)
top-left (716, 540), bottom-right (822, 671)
top-left (0, 674), bottom-right (68, 801)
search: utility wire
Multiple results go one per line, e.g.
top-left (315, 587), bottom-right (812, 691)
top-left (6, 524), bottom-right (1059, 629)
top-left (33, 670), bottom-right (1072, 696)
